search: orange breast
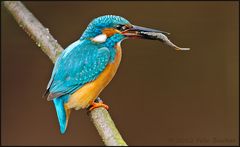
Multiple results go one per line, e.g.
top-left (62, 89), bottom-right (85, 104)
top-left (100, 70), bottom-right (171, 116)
top-left (65, 44), bottom-right (122, 110)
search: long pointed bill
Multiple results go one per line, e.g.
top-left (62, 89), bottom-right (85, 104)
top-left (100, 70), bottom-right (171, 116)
top-left (122, 25), bottom-right (190, 51)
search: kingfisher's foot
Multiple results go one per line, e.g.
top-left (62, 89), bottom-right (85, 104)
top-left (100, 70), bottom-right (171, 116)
top-left (88, 97), bottom-right (109, 111)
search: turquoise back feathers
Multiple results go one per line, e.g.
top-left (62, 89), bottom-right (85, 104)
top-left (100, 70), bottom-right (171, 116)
top-left (49, 40), bottom-right (111, 96)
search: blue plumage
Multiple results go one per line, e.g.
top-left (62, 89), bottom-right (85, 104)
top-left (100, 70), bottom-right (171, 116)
top-left (49, 40), bottom-right (111, 96)
top-left (49, 40), bottom-right (112, 134)
top-left (47, 15), bottom-right (128, 134)
top-left (80, 15), bottom-right (129, 40)
top-left (46, 14), bottom-right (189, 135)
top-left (53, 95), bottom-right (69, 134)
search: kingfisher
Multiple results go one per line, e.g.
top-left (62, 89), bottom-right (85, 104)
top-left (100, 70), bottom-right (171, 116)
top-left (44, 15), bottom-right (189, 134)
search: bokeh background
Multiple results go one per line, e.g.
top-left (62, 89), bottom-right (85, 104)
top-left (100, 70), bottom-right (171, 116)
top-left (1, 1), bottom-right (239, 146)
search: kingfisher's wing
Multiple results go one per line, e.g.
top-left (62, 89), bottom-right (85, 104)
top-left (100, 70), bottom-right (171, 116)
top-left (46, 40), bottom-right (110, 101)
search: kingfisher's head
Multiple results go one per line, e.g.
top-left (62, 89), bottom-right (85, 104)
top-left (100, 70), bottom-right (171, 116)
top-left (80, 15), bottom-right (189, 50)
top-left (80, 15), bottom-right (167, 43)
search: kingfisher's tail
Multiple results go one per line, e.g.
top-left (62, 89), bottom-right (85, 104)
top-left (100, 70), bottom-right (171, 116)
top-left (53, 95), bottom-right (71, 134)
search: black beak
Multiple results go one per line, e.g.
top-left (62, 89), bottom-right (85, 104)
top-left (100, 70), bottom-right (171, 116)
top-left (122, 25), bottom-right (170, 39)
top-left (122, 25), bottom-right (190, 51)
top-left (131, 25), bottom-right (170, 35)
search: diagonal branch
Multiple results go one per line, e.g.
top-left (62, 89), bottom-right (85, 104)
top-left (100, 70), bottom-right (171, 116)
top-left (3, 1), bottom-right (127, 146)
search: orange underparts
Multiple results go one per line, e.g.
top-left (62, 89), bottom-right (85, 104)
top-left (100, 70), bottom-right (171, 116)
top-left (102, 28), bottom-right (121, 37)
top-left (65, 43), bottom-right (122, 110)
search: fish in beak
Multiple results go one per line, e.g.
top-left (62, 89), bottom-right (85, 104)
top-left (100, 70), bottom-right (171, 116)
top-left (122, 25), bottom-right (190, 51)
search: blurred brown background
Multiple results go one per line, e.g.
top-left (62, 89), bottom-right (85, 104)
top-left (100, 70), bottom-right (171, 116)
top-left (1, 1), bottom-right (239, 146)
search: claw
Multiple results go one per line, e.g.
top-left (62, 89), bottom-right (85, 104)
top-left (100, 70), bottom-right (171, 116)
top-left (88, 100), bottom-right (109, 111)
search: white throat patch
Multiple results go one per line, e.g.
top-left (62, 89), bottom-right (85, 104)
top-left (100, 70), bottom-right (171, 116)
top-left (91, 34), bottom-right (107, 43)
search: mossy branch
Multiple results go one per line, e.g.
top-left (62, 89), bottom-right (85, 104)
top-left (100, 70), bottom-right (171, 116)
top-left (3, 1), bottom-right (127, 146)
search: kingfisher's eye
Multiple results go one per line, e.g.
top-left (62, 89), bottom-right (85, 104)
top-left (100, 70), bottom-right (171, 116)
top-left (115, 25), bottom-right (122, 30)
top-left (115, 24), bottom-right (128, 31)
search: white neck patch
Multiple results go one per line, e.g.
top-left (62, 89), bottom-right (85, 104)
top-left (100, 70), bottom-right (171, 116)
top-left (91, 34), bottom-right (107, 43)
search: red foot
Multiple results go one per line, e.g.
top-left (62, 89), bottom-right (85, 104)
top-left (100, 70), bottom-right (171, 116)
top-left (88, 101), bottom-right (109, 111)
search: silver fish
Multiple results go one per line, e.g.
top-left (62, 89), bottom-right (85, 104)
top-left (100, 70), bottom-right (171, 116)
top-left (140, 31), bottom-right (190, 51)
